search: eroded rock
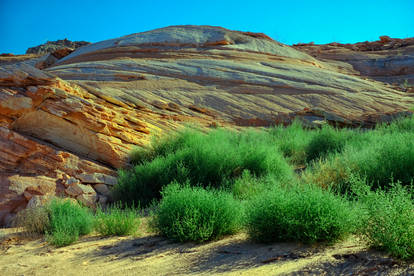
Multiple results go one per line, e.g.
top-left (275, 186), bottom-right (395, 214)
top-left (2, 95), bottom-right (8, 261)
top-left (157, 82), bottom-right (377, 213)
top-left (1, 26), bottom-right (413, 226)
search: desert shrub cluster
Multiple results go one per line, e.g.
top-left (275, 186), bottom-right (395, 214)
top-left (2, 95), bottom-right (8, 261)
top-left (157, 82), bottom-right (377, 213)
top-left (16, 199), bottom-right (141, 247)
top-left (245, 183), bottom-right (358, 243)
top-left (115, 128), bottom-right (292, 207)
top-left (114, 116), bottom-right (414, 259)
top-left (154, 182), bottom-right (244, 242)
top-left (17, 116), bottom-right (414, 259)
top-left (352, 177), bottom-right (414, 260)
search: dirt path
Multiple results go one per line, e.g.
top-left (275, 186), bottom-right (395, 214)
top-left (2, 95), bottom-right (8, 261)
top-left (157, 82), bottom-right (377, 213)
top-left (1, 226), bottom-right (413, 276)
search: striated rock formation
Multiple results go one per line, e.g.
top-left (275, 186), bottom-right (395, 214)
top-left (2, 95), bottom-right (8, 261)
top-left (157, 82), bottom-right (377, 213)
top-left (1, 25), bottom-right (413, 225)
top-left (50, 26), bottom-right (413, 122)
top-left (293, 36), bottom-right (414, 90)
top-left (0, 59), bottom-right (227, 225)
top-left (25, 38), bottom-right (90, 55)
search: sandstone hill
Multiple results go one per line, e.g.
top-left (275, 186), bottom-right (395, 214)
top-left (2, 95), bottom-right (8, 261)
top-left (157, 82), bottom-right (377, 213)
top-left (1, 25), bottom-right (413, 226)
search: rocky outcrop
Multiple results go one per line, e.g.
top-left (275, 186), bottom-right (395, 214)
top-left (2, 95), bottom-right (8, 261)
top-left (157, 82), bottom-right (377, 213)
top-left (25, 39), bottom-right (90, 55)
top-left (1, 26), bottom-right (413, 226)
top-left (293, 36), bottom-right (414, 88)
top-left (0, 60), bottom-right (228, 225)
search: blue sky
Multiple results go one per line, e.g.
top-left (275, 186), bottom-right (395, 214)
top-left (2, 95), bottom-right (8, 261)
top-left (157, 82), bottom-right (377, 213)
top-left (1, 0), bottom-right (413, 54)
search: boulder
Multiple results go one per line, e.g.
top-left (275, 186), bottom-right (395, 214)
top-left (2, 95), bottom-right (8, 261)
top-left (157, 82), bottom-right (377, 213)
top-left (65, 184), bottom-right (83, 197)
top-left (26, 195), bottom-right (54, 209)
top-left (76, 193), bottom-right (98, 209)
top-left (93, 184), bottom-right (111, 196)
top-left (77, 173), bottom-right (117, 186)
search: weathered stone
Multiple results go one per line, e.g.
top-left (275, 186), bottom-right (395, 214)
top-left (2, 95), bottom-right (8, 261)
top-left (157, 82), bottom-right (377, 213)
top-left (93, 184), bottom-right (111, 196)
top-left (76, 193), bottom-right (97, 209)
top-left (78, 184), bottom-right (96, 194)
top-left (293, 36), bottom-right (414, 86)
top-left (77, 173), bottom-right (117, 186)
top-left (65, 184), bottom-right (83, 197)
top-left (98, 195), bottom-right (108, 206)
top-left (64, 177), bottom-right (80, 188)
top-left (23, 191), bottom-right (32, 201)
top-left (7, 175), bottom-right (56, 196)
top-left (27, 195), bottom-right (54, 209)
top-left (62, 197), bottom-right (79, 205)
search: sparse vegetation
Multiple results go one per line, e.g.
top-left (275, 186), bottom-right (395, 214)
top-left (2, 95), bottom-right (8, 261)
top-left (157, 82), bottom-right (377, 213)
top-left (401, 79), bottom-right (413, 92)
top-left (94, 204), bottom-right (141, 236)
top-left (13, 205), bottom-right (50, 235)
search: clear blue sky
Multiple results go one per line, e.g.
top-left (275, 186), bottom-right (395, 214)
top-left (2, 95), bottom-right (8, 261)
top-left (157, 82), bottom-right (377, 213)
top-left (1, 0), bottom-right (413, 54)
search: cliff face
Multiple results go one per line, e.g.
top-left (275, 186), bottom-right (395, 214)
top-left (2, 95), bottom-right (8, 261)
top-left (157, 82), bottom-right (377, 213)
top-left (1, 26), bottom-right (413, 225)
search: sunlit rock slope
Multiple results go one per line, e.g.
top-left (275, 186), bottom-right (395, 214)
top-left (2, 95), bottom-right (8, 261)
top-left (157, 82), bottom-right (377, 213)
top-left (1, 25), bottom-right (413, 225)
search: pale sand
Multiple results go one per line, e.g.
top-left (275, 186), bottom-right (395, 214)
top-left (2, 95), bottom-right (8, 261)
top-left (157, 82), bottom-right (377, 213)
top-left (1, 220), bottom-right (413, 276)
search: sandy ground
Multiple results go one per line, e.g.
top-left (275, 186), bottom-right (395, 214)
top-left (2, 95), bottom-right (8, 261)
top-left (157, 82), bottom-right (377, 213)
top-left (1, 220), bottom-right (413, 276)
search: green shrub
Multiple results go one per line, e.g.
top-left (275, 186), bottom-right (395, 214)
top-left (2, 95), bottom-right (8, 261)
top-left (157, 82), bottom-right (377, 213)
top-left (154, 182), bottom-right (244, 242)
top-left (115, 128), bottom-right (292, 207)
top-left (231, 170), bottom-right (277, 200)
top-left (246, 183), bottom-right (357, 243)
top-left (354, 180), bottom-right (414, 260)
top-left (129, 129), bottom-right (195, 165)
top-left (305, 126), bottom-right (347, 162)
top-left (46, 199), bottom-right (93, 247)
top-left (94, 204), bottom-right (141, 236)
top-left (376, 115), bottom-right (414, 134)
top-left (269, 120), bottom-right (312, 165)
top-left (306, 131), bottom-right (414, 191)
top-left (349, 132), bottom-right (414, 188)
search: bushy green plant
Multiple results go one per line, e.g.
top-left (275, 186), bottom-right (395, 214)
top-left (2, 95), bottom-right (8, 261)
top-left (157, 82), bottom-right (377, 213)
top-left (350, 133), bottom-right (414, 188)
top-left (94, 204), bottom-right (141, 236)
top-left (129, 129), bottom-right (195, 165)
top-left (305, 125), bottom-right (348, 162)
top-left (353, 180), bottom-right (414, 260)
top-left (376, 115), bottom-right (414, 134)
top-left (231, 170), bottom-right (278, 200)
top-left (269, 120), bottom-right (312, 165)
top-left (154, 182), bottom-right (244, 242)
top-left (115, 128), bottom-right (292, 206)
top-left (246, 183), bottom-right (357, 243)
top-left (306, 130), bottom-right (414, 191)
top-left (46, 199), bottom-right (93, 247)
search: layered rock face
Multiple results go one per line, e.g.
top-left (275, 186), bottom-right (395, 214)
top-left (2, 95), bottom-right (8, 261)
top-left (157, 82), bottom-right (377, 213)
top-left (1, 25), bottom-right (413, 225)
top-left (50, 26), bottom-right (413, 122)
top-left (293, 36), bottom-right (414, 90)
